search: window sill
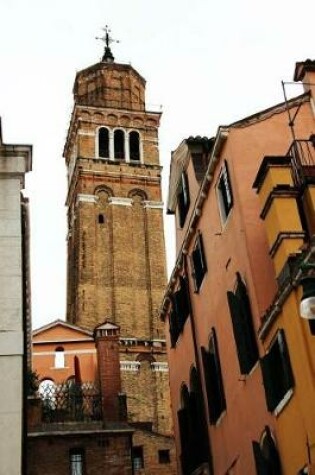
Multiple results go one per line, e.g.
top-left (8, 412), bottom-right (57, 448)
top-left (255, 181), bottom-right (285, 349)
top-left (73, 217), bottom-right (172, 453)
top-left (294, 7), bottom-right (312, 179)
top-left (274, 388), bottom-right (294, 417)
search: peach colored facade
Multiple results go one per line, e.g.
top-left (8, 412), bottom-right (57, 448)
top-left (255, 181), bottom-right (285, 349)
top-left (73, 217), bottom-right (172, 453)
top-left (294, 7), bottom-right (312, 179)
top-left (32, 320), bottom-right (97, 384)
top-left (161, 61), bottom-right (315, 475)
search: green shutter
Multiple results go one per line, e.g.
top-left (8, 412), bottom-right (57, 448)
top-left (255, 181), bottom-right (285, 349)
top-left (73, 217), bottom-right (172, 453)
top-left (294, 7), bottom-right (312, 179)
top-left (227, 290), bottom-right (252, 374)
top-left (260, 351), bottom-right (278, 412)
top-left (278, 329), bottom-right (294, 393)
top-left (198, 233), bottom-right (207, 274)
top-left (177, 408), bottom-right (190, 475)
top-left (224, 160), bottom-right (233, 210)
top-left (211, 329), bottom-right (226, 415)
top-left (252, 441), bottom-right (268, 475)
top-left (236, 273), bottom-right (259, 369)
top-left (201, 346), bottom-right (212, 418)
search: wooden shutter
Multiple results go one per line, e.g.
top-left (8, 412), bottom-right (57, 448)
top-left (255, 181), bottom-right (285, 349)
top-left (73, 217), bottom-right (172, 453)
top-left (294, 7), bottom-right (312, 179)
top-left (211, 329), bottom-right (226, 417)
top-left (261, 350), bottom-right (278, 412)
top-left (179, 276), bottom-right (190, 325)
top-left (201, 346), bottom-right (212, 417)
top-left (177, 408), bottom-right (190, 475)
top-left (227, 290), bottom-right (252, 374)
top-left (182, 172), bottom-right (190, 210)
top-left (252, 441), bottom-right (268, 475)
top-left (236, 273), bottom-right (259, 369)
top-left (278, 329), bottom-right (294, 393)
top-left (223, 160), bottom-right (233, 210)
top-left (192, 234), bottom-right (207, 291)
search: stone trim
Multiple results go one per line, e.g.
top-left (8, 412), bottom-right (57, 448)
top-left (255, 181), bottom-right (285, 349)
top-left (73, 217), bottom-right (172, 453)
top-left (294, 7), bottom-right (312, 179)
top-left (78, 131), bottom-right (95, 136)
top-left (120, 361), bottom-right (140, 372)
top-left (108, 197), bottom-right (133, 207)
top-left (151, 362), bottom-right (169, 372)
top-left (143, 201), bottom-right (164, 209)
top-left (76, 194), bottom-right (98, 204)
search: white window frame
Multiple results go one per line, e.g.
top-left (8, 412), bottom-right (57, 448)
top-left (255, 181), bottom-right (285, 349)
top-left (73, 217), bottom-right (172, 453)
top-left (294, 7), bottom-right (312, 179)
top-left (54, 347), bottom-right (65, 368)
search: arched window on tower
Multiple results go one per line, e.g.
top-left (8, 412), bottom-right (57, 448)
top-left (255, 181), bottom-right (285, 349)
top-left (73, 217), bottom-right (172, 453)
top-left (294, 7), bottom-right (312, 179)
top-left (98, 127), bottom-right (109, 158)
top-left (129, 131), bottom-right (140, 161)
top-left (114, 129), bottom-right (125, 159)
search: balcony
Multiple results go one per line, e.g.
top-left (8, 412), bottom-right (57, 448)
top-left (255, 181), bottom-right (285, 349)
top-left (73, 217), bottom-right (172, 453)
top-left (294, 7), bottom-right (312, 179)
top-left (287, 138), bottom-right (315, 185)
top-left (28, 382), bottom-right (102, 432)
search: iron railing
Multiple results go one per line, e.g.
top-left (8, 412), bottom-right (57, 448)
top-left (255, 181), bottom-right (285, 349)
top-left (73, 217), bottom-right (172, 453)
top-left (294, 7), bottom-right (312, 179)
top-left (39, 382), bottom-right (102, 423)
top-left (287, 138), bottom-right (315, 186)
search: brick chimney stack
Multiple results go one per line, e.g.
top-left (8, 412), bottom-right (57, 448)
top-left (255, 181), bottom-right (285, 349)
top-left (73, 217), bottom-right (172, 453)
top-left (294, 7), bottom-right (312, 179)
top-left (94, 321), bottom-right (122, 422)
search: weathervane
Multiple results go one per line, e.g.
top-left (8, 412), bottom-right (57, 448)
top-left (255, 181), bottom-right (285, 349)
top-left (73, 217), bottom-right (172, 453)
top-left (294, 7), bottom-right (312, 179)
top-left (96, 25), bottom-right (119, 63)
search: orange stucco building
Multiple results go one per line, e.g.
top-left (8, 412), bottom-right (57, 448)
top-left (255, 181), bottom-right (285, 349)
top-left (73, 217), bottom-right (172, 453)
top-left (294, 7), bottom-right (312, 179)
top-left (161, 60), bottom-right (315, 475)
top-left (32, 319), bottom-right (97, 384)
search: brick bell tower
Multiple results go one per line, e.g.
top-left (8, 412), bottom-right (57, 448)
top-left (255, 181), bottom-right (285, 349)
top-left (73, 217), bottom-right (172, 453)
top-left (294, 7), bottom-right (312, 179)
top-left (63, 29), bottom-right (176, 472)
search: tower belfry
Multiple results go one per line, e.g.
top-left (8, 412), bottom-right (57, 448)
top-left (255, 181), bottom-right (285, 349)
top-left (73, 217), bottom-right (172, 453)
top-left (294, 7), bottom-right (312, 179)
top-left (63, 35), bottom-right (176, 473)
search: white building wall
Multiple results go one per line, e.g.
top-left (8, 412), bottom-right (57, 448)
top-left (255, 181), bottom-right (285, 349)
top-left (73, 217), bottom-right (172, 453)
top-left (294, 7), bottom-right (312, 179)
top-left (0, 128), bottom-right (32, 475)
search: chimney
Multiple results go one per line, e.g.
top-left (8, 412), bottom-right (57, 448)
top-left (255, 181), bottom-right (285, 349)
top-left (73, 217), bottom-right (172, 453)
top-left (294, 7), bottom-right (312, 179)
top-left (294, 59), bottom-right (315, 116)
top-left (94, 321), bottom-right (122, 422)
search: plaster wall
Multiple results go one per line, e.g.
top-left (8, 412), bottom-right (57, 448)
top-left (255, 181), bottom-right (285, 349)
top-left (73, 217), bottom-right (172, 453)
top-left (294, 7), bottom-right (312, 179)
top-left (0, 174), bottom-right (24, 475)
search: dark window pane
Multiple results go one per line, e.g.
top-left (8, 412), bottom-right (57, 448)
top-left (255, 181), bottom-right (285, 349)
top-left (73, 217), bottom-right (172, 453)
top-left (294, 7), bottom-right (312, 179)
top-left (70, 449), bottom-right (84, 475)
top-left (191, 234), bottom-right (207, 292)
top-left (252, 441), bottom-right (269, 475)
top-left (308, 319), bottom-right (315, 335)
top-left (158, 449), bottom-right (170, 464)
top-left (226, 274), bottom-right (258, 374)
top-left (114, 130), bottom-right (125, 159)
top-left (99, 128), bottom-right (109, 158)
top-left (178, 172), bottom-right (190, 228)
top-left (133, 446), bottom-right (144, 470)
top-left (217, 160), bottom-right (233, 221)
top-left (201, 329), bottom-right (226, 424)
top-left (261, 330), bottom-right (294, 412)
top-left (129, 131), bottom-right (140, 160)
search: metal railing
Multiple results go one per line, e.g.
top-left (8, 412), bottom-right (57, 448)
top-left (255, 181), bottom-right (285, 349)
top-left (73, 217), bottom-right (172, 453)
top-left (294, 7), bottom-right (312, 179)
top-left (38, 382), bottom-right (102, 423)
top-left (287, 138), bottom-right (315, 185)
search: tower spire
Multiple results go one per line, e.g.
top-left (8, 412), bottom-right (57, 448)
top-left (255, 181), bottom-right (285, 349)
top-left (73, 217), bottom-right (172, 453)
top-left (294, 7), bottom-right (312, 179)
top-left (96, 25), bottom-right (119, 63)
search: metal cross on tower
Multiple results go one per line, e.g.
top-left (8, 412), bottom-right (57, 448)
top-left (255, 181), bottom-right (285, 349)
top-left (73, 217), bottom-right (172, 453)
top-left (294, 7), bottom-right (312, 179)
top-left (96, 25), bottom-right (119, 63)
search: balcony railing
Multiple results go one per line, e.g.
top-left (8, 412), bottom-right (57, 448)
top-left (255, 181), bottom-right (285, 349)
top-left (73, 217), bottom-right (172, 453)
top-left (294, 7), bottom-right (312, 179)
top-left (38, 382), bottom-right (102, 424)
top-left (287, 138), bottom-right (315, 185)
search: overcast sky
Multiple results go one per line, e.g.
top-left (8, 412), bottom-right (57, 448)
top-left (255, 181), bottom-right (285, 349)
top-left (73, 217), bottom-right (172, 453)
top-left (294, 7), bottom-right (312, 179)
top-left (0, 0), bottom-right (313, 329)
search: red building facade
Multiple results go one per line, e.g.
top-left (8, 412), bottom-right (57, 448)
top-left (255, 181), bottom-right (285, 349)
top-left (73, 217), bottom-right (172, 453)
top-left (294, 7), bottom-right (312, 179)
top-left (161, 61), bottom-right (315, 474)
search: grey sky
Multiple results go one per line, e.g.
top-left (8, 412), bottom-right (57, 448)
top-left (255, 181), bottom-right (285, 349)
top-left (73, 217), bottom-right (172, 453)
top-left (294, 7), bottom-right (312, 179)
top-left (0, 0), bottom-right (312, 328)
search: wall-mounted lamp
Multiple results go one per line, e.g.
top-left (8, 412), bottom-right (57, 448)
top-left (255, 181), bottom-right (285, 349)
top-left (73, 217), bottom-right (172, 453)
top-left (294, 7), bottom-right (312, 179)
top-left (300, 276), bottom-right (315, 319)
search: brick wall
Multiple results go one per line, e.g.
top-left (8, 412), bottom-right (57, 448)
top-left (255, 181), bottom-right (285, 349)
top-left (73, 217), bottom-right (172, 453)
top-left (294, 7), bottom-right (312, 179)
top-left (27, 432), bottom-right (133, 475)
top-left (63, 60), bottom-right (177, 475)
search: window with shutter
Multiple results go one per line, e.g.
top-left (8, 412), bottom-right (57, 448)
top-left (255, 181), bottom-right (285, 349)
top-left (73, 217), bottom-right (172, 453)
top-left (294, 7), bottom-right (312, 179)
top-left (226, 273), bottom-right (258, 374)
top-left (252, 427), bottom-right (282, 475)
top-left (168, 276), bottom-right (191, 347)
top-left (261, 330), bottom-right (294, 413)
top-left (178, 171), bottom-right (190, 228)
top-left (201, 328), bottom-right (226, 424)
top-left (217, 160), bottom-right (233, 223)
top-left (191, 233), bottom-right (207, 292)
